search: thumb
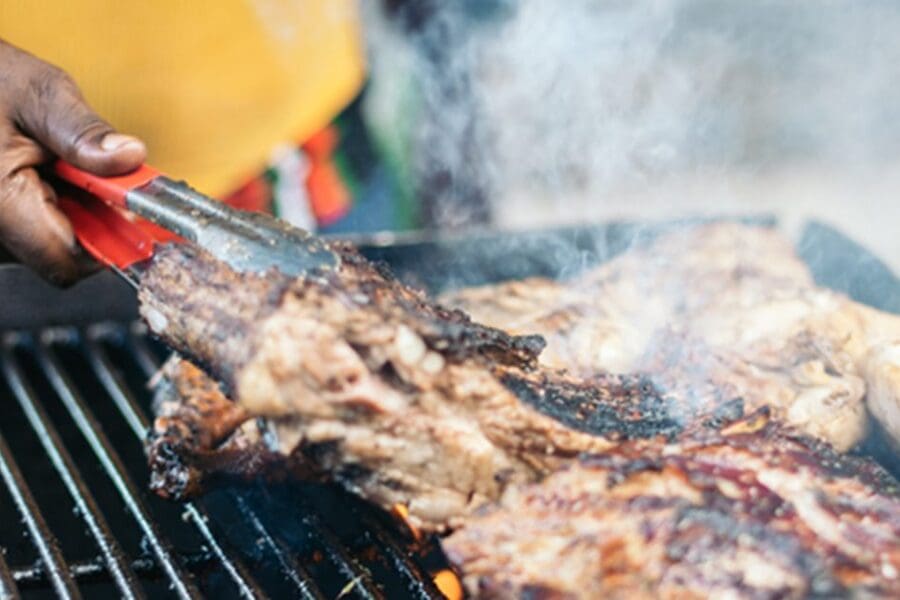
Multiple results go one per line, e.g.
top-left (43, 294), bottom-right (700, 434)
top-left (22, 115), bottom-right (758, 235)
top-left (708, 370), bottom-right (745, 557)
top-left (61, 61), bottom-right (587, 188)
top-left (15, 66), bottom-right (146, 175)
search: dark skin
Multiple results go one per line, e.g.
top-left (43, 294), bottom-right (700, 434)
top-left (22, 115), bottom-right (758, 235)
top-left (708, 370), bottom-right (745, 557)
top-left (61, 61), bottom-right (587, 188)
top-left (0, 40), bottom-right (146, 284)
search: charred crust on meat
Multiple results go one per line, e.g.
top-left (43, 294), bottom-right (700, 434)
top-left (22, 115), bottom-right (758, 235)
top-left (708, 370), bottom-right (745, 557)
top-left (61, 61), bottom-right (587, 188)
top-left (328, 244), bottom-right (547, 367)
top-left (147, 435), bottom-right (200, 500)
top-left (140, 243), bottom-right (546, 392)
top-left (139, 243), bottom-right (293, 389)
top-left (671, 506), bottom-right (846, 597)
top-left (702, 397), bottom-right (745, 429)
top-left (447, 411), bottom-right (900, 597)
top-left (497, 369), bottom-right (682, 440)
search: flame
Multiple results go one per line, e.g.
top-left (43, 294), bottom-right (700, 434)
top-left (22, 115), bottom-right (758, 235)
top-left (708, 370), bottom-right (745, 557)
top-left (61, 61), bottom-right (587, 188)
top-left (390, 504), bottom-right (461, 597)
top-left (390, 503), bottom-right (422, 541)
top-left (433, 569), bottom-right (463, 600)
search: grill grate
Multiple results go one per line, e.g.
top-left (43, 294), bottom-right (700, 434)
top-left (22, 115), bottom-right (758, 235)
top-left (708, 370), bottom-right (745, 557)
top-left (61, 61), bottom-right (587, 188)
top-left (0, 324), bottom-right (447, 599)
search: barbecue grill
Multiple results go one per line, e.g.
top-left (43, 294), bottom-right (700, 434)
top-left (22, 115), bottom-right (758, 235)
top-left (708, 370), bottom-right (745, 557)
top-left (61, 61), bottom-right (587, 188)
top-left (0, 218), bottom-right (897, 598)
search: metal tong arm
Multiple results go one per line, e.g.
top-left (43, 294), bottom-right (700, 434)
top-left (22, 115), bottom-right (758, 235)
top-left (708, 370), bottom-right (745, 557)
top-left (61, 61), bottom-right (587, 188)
top-left (55, 161), bottom-right (339, 276)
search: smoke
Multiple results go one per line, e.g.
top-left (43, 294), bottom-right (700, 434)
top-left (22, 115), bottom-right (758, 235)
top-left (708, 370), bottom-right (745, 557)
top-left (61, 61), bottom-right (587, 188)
top-left (363, 0), bottom-right (900, 253)
top-left (360, 2), bottom-right (900, 470)
top-left (362, 1), bottom-right (502, 229)
top-left (476, 0), bottom-right (900, 199)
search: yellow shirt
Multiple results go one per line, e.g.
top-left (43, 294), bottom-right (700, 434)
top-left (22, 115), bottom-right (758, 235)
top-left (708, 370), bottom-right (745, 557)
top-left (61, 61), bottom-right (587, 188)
top-left (0, 0), bottom-right (365, 196)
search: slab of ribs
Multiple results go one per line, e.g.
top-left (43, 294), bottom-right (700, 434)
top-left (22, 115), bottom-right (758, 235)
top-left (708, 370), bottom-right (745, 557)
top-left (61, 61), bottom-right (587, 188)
top-left (140, 223), bottom-right (900, 598)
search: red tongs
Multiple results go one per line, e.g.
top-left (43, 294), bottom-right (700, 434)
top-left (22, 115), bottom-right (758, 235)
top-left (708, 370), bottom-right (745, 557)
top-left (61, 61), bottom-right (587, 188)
top-left (54, 161), bottom-right (339, 285)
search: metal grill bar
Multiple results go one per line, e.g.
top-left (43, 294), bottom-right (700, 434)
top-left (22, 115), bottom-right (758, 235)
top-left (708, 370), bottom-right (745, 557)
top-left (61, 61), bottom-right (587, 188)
top-left (1, 344), bottom-right (144, 599)
top-left (83, 333), bottom-right (269, 600)
top-left (232, 495), bottom-right (323, 600)
top-left (125, 334), bottom-right (358, 599)
top-left (10, 553), bottom-right (219, 585)
top-left (253, 497), bottom-right (386, 599)
top-left (35, 341), bottom-right (202, 599)
top-left (126, 334), bottom-right (387, 600)
top-left (0, 433), bottom-right (80, 599)
top-left (357, 516), bottom-right (444, 599)
top-left (236, 495), bottom-right (327, 598)
top-left (0, 549), bottom-right (18, 600)
top-left (293, 512), bottom-right (383, 600)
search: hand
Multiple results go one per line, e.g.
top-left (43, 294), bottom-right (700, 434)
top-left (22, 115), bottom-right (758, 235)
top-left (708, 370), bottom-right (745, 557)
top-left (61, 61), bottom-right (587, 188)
top-left (0, 40), bottom-right (146, 284)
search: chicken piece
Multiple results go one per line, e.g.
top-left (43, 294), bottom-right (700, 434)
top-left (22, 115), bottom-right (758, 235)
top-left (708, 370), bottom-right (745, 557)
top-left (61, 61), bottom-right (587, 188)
top-left (444, 223), bottom-right (900, 451)
top-left (444, 409), bottom-right (900, 599)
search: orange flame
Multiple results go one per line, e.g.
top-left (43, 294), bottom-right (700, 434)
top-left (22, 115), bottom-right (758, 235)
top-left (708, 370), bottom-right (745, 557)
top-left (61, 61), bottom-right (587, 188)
top-left (433, 569), bottom-right (463, 600)
top-left (390, 503), bottom-right (422, 542)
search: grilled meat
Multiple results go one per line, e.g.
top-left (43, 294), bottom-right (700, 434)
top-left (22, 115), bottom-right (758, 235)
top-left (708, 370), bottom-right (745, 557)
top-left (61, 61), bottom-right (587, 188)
top-left (149, 358), bottom-right (281, 499)
top-left (444, 408), bottom-right (900, 599)
top-left (443, 223), bottom-right (900, 451)
top-left (142, 225), bottom-right (900, 525)
top-left (151, 359), bottom-right (900, 599)
top-left (141, 242), bottom-right (683, 531)
top-left (141, 226), bottom-right (900, 598)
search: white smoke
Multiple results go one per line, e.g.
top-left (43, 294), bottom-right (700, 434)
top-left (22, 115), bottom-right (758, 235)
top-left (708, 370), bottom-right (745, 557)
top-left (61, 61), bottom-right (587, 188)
top-left (362, 0), bottom-right (900, 264)
top-left (477, 1), bottom-right (900, 192)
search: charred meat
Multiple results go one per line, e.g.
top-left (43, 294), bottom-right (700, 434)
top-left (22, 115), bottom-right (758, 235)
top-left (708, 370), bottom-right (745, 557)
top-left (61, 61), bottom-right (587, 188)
top-left (141, 224), bottom-right (900, 598)
top-left (142, 243), bottom-right (683, 531)
top-left (443, 223), bottom-right (900, 451)
top-left (444, 409), bottom-right (900, 599)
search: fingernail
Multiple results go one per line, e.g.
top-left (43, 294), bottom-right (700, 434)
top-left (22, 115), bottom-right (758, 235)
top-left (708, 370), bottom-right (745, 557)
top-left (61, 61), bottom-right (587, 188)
top-left (100, 132), bottom-right (145, 153)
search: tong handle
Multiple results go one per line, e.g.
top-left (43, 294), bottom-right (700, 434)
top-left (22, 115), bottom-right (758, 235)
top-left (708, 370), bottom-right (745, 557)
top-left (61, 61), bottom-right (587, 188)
top-left (57, 192), bottom-right (156, 270)
top-left (54, 159), bottom-right (340, 276)
top-left (56, 159), bottom-right (230, 244)
top-left (55, 161), bottom-right (160, 208)
top-left (54, 161), bottom-right (179, 273)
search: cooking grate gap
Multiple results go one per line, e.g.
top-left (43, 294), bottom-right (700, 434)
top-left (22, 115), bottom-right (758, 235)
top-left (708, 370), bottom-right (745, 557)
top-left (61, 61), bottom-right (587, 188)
top-left (43, 341), bottom-right (199, 548)
top-left (124, 333), bottom-right (384, 599)
top-left (354, 510), bottom-right (445, 598)
top-left (28, 337), bottom-right (202, 598)
top-left (45, 341), bottom-right (151, 489)
top-left (83, 331), bottom-right (271, 599)
top-left (124, 331), bottom-right (437, 600)
top-left (0, 374), bottom-right (53, 569)
top-left (2, 337), bottom-right (197, 600)
top-left (0, 342), bottom-right (143, 598)
top-left (305, 486), bottom-right (446, 599)
top-left (94, 330), bottom-right (327, 598)
top-left (0, 346), bottom-right (109, 585)
top-left (0, 432), bottom-right (80, 599)
top-left (226, 493), bottom-right (324, 600)
top-left (299, 487), bottom-right (444, 599)
top-left (236, 487), bottom-right (385, 600)
top-left (5, 338), bottom-right (148, 558)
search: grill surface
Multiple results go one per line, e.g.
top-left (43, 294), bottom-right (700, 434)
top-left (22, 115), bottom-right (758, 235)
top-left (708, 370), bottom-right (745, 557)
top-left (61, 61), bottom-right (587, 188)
top-left (0, 324), bottom-right (447, 599)
top-left (0, 218), bottom-right (897, 598)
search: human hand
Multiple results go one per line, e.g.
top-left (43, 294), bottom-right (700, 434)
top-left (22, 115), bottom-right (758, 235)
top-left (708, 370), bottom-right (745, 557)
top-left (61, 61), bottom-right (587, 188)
top-left (0, 40), bottom-right (146, 284)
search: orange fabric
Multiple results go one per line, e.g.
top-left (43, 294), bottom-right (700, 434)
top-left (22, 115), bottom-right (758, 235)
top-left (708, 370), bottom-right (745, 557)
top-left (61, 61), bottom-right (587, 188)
top-left (224, 177), bottom-right (272, 214)
top-left (303, 127), bottom-right (352, 225)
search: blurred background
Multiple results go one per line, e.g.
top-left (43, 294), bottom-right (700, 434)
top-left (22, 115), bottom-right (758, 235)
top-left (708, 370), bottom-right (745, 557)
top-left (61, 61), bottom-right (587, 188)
top-left (354, 0), bottom-right (899, 267)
